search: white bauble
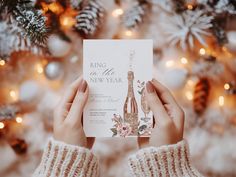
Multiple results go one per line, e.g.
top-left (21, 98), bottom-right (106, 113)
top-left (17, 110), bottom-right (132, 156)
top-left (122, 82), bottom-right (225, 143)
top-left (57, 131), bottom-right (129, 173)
top-left (225, 31), bottom-right (236, 52)
top-left (48, 35), bottom-right (71, 57)
top-left (19, 80), bottom-right (43, 103)
top-left (44, 61), bottom-right (64, 80)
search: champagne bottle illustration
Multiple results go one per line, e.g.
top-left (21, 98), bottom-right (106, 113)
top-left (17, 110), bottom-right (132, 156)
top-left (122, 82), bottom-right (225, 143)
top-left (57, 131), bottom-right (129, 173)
top-left (123, 51), bottom-right (139, 135)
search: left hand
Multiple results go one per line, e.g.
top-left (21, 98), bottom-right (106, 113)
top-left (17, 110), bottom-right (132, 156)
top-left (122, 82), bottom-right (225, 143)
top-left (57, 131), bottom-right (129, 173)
top-left (53, 76), bottom-right (94, 149)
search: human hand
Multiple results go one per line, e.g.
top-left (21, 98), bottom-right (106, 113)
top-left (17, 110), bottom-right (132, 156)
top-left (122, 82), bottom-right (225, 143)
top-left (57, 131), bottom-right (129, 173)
top-left (138, 79), bottom-right (184, 148)
top-left (53, 77), bottom-right (94, 149)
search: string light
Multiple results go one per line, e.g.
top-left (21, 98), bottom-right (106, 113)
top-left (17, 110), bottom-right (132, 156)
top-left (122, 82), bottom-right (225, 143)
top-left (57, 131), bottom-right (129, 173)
top-left (10, 90), bottom-right (17, 98)
top-left (16, 116), bottom-right (23, 123)
top-left (180, 57), bottom-right (188, 64)
top-left (112, 8), bottom-right (124, 17)
top-left (218, 96), bottom-right (224, 106)
top-left (186, 91), bottom-right (193, 100)
top-left (60, 15), bottom-right (76, 29)
top-left (187, 4), bottom-right (193, 10)
top-left (199, 48), bottom-right (206, 55)
top-left (187, 79), bottom-right (194, 87)
top-left (125, 30), bottom-right (133, 37)
top-left (224, 83), bottom-right (230, 90)
top-left (0, 59), bottom-right (5, 66)
top-left (165, 60), bottom-right (174, 68)
top-left (36, 64), bottom-right (44, 74)
top-left (0, 122), bottom-right (5, 129)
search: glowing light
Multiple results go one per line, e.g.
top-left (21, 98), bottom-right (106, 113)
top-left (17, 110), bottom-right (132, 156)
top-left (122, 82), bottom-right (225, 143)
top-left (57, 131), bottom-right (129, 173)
top-left (187, 79), bottom-right (194, 87)
top-left (187, 4), bottom-right (193, 10)
top-left (112, 8), bottom-right (124, 17)
top-left (10, 90), bottom-right (17, 98)
top-left (181, 57), bottom-right (188, 64)
top-left (0, 59), bottom-right (5, 66)
top-left (219, 96), bottom-right (224, 106)
top-left (186, 91), bottom-right (193, 100)
top-left (60, 15), bottom-right (76, 29)
top-left (199, 48), bottom-right (206, 55)
top-left (36, 64), bottom-right (44, 74)
top-left (0, 122), bottom-right (5, 129)
top-left (125, 30), bottom-right (133, 37)
top-left (16, 116), bottom-right (23, 123)
top-left (224, 83), bottom-right (230, 90)
top-left (165, 60), bottom-right (174, 68)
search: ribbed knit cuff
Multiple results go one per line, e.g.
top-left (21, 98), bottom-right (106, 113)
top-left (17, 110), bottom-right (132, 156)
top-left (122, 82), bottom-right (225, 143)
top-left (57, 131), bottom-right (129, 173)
top-left (128, 140), bottom-right (203, 177)
top-left (33, 138), bottom-right (99, 177)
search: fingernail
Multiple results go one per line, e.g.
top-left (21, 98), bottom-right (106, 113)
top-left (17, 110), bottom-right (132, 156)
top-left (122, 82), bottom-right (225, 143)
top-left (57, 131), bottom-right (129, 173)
top-left (79, 80), bottom-right (87, 93)
top-left (146, 81), bottom-right (154, 93)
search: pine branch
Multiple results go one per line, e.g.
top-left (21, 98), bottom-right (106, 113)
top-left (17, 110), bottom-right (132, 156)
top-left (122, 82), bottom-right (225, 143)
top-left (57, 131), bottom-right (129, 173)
top-left (13, 5), bottom-right (49, 46)
top-left (1, 0), bottom-right (49, 46)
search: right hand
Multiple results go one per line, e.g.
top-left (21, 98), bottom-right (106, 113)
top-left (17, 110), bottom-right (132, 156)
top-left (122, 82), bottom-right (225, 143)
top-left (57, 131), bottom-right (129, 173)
top-left (138, 79), bottom-right (185, 148)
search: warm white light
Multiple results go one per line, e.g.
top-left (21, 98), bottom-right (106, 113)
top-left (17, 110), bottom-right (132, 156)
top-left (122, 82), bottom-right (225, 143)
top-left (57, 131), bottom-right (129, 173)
top-left (219, 96), bottom-right (224, 106)
top-left (112, 8), bottom-right (124, 17)
top-left (0, 59), bottom-right (5, 66)
top-left (199, 48), bottom-right (206, 55)
top-left (187, 4), bottom-right (193, 10)
top-left (186, 91), bottom-right (193, 100)
top-left (181, 57), bottom-right (188, 64)
top-left (224, 83), bottom-right (230, 90)
top-left (165, 60), bottom-right (174, 68)
top-left (16, 116), bottom-right (23, 123)
top-left (36, 64), bottom-right (44, 74)
top-left (10, 90), bottom-right (17, 98)
top-left (0, 122), bottom-right (5, 129)
top-left (187, 79), bottom-right (194, 87)
top-left (125, 30), bottom-right (133, 37)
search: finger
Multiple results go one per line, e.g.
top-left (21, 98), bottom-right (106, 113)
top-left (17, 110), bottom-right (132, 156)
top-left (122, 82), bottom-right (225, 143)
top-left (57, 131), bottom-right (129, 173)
top-left (146, 81), bottom-right (171, 124)
top-left (152, 79), bottom-right (184, 131)
top-left (151, 79), bottom-right (180, 109)
top-left (61, 77), bottom-right (83, 111)
top-left (67, 80), bottom-right (88, 125)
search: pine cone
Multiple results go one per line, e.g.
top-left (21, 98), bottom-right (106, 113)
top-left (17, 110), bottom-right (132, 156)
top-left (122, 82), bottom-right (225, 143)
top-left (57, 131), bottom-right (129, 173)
top-left (193, 78), bottom-right (210, 115)
top-left (74, 0), bottom-right (105, 36)
top-left (123, 0), bottom-right (149, 29)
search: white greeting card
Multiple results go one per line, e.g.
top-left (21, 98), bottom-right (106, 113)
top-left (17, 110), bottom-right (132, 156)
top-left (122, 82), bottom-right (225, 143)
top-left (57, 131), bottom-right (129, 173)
top-left (83, 40), bottom-right (153, 137)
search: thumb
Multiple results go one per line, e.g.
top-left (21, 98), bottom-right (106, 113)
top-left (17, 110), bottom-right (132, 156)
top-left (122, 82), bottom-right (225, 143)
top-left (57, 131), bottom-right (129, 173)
top-left (67, 80), bottom-right (88, 126)
top-left (145, 81), bottom-right (169, 125)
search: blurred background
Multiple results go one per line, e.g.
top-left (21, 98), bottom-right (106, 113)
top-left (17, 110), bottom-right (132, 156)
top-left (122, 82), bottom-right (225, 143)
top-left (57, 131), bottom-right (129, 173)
top-left (0, 0), bottom-right (236, 176)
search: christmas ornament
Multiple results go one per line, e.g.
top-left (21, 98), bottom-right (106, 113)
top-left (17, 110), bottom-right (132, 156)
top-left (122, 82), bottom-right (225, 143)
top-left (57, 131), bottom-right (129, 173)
top-left (193, 77), bottom-right (210, 115)
top-left (9, 138), bottom-right (27, 155)
top-left (19, 80), bottom-right (43, 103)
top-left (123, 0), bottom-right (150, 29)
top-left (74, 0), bottom-right (105, 35)
top-left (44, 61), bottom-right (64, 80)
top-left (47, 35), bottom-right (71, 57)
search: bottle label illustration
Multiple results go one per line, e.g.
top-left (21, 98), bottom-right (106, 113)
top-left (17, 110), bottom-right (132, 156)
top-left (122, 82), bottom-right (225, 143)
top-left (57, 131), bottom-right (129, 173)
top-left (83, 40), bottom-right (153, 137)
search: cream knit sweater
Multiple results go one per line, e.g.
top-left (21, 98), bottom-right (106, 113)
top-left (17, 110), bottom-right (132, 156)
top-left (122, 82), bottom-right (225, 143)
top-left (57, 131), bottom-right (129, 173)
top-left (33, 138), bottom-right (203, 177)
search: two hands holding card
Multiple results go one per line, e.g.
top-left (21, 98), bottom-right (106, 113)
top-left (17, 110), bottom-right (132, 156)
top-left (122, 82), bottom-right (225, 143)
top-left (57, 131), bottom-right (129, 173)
top-left (53, 76), bottom-right (184, 149)
top-left (33, 76), bottom-right (203, 177)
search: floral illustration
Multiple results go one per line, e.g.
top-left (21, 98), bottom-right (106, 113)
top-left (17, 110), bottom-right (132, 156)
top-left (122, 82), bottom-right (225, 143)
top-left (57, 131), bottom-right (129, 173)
top-left (110, 114), bottom-right (133, 137)
top-left (137, 80), bottom-right (145, 95)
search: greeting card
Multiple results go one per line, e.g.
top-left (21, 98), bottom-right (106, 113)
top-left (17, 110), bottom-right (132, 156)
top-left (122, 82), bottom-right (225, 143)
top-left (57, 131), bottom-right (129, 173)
top-left (83, 40), bottom-right (153, 137)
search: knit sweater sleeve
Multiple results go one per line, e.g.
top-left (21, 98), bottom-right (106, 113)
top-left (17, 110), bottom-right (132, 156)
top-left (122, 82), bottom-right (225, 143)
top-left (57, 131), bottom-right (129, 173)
top-left (33, 138), bottom-right (99, 177)
top-left (128, 140), bottom-right (203, 177)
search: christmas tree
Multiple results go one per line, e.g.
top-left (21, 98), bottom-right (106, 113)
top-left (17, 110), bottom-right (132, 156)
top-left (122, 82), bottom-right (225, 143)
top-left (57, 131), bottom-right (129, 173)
top-left (0, 0), bottom-right (236, 176)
